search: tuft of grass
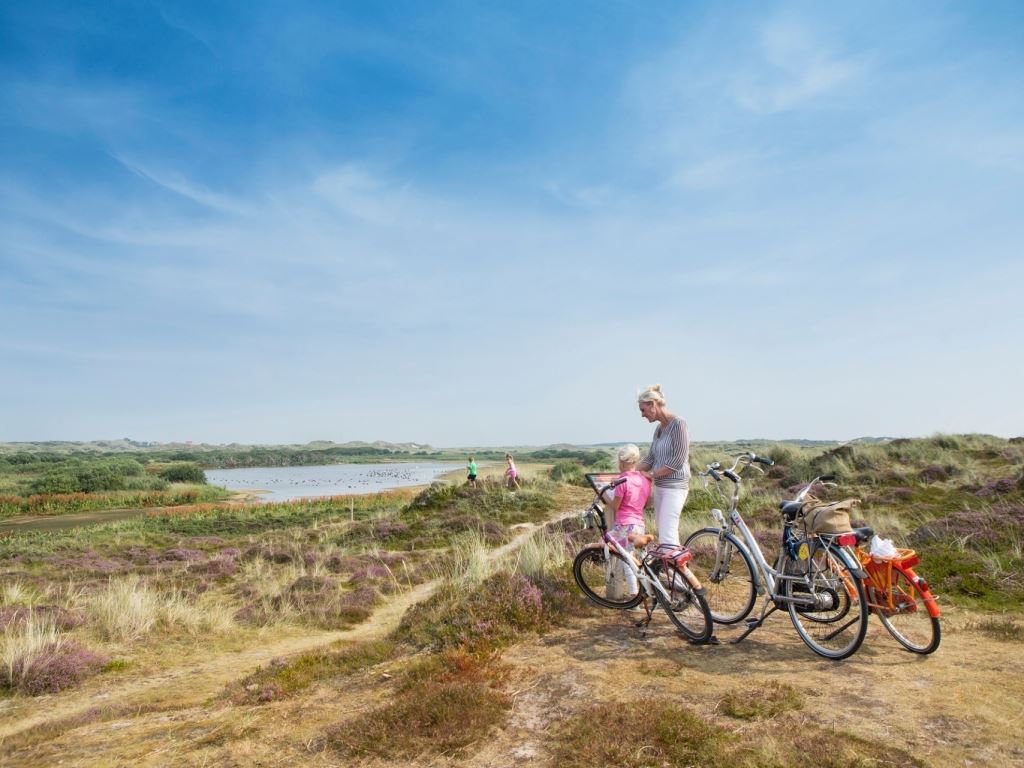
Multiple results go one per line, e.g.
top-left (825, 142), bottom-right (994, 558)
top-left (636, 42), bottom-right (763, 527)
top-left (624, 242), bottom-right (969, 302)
top-left (320, 649), bottom-right (509, 759)
top-left (87, 577), bottom-right (160, 641)
top-left (1, 611), bottom-right (108, 695)
top-left (1, 580), bottom-right (44, 607)
top-left (88, 576), bottom-right (236, 641)
top-left (551, 701), bottom-right (730, 768)
top-left (225, 639), bottom-right (397, 704)
top-left (720, 680), bottom-right (803, 720)
top-left (444, 529), bottom-right (493, 586)
top-left (967, 617), bottom-right (1023, 642)
top-left (513, 528), bottom-right (570, 580)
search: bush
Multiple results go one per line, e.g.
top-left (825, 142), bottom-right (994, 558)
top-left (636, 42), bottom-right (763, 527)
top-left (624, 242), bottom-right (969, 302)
top-left (158, 462), bottom-right (207, 484)
top-left (548, 461), bottom-right (585, 485)
top-left (5, 640), bottom-right (108, 695)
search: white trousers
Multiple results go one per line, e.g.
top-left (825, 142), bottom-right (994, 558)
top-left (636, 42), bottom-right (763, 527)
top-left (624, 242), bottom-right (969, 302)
top-left (653, 485), bottom-right (689, 547)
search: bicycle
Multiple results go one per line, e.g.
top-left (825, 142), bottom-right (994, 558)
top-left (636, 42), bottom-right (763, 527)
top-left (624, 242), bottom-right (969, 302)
top-left (683, 453), bottom-right (870, 660)
top-left (572, 473), bottom-right (714, 644)
top-left (852, 530), bottom-right (942, 654)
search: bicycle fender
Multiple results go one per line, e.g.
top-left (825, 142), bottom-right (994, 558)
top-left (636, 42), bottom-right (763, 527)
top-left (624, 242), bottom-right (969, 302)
top-left (828, 544), bottom-right (868, 579)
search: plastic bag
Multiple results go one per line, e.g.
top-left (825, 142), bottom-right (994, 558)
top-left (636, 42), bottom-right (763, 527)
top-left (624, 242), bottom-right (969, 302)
top-left (869, 535), bottom-right (899, 561)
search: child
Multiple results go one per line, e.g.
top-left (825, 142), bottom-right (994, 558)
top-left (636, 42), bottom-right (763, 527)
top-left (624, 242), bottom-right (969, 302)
top-left (466, 456), bottom-right (478, 486)
top-left (505, 453), bottom-right (521, 490)
top-left (603, 444), bottom-right (653, 596)
top-left (603, 443), bottom-right (653, 548)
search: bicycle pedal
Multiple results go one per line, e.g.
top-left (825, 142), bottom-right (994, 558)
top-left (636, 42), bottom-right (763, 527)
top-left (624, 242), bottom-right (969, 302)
top-left (744, 617), bottom-right (760, 628)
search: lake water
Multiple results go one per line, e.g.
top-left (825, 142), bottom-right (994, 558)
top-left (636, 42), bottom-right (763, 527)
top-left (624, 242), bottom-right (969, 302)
top-left (205, 462), bottom-right (460, 502)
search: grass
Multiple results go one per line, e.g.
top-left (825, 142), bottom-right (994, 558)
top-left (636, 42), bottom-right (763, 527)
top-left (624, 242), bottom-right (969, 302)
top-left (225, 639), bottom-right (397, 704)
top-left (87, 576), bottom-right (236, 642)
top-left (320, 649), bottom-right (510, 760)
top-left (550, 701), bottom-right (731, 768)
top-left (719, 680), bottom-right (803, 720)
top-left (0, 485), bottom-right (230, 519)
top-left (967, 617), bottom-right (1023, 642)
top-left (550, 701), bottom-right (926, 768)
top-left (1, 611), bottom-right (109, 695)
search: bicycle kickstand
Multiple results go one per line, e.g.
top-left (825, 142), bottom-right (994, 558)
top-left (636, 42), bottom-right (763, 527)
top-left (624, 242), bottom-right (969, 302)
top-left (731, 603), bottom-right (779, 644)
top-left (634, 598), bottom-right (655, 637)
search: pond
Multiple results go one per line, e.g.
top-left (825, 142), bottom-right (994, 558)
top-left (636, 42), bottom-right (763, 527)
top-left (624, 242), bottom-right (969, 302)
top-left (204, 462), bottom-right (461, 502)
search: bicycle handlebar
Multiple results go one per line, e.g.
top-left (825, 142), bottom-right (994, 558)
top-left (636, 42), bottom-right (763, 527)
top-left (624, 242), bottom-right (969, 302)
top-left (698, 452), bottom-right (774, 486)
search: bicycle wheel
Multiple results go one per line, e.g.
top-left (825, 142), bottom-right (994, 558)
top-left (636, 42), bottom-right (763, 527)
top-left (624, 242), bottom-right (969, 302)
top-left (784, 547), bottom-right (868, 660)
top-left (875, 568), bottom-right (941, 654)
top-left (683, 528), bottom-right (757, 624)
top-left (655, 561), bottom-right (714, 644)
top-left (573, 546), bottom-right (643, 609)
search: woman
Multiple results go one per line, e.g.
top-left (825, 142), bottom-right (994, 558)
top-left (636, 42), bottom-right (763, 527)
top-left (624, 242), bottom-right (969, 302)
top-left (636, 384), bottom-right (690, 548)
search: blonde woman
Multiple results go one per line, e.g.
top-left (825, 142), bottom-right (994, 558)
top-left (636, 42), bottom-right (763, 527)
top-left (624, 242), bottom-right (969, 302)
top-left (636, 384), bottom-right (690, 548)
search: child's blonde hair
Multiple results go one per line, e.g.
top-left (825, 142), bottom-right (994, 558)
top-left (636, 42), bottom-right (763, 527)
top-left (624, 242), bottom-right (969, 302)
top-left (617, 444), bottom-right (641, 466)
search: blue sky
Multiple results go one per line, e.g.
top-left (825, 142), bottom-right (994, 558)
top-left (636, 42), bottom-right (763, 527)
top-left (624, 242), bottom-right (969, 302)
top-left (2, 1), bottom-right (1022, 446)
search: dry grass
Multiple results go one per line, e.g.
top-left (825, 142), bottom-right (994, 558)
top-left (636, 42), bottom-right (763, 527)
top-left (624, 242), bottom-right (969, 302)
top-left (87, 576), bottom-right (235, 642)
top-left (513, 527), bottom-right (569, 579)
top-left (320, 649), bottom-right (510, 760)
top-left (719, 680), bottom-right (803, 720)
top-left (2, 611), bottom-right (61, 684)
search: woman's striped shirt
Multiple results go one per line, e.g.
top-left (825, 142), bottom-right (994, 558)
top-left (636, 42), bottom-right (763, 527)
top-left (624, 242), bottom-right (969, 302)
top-left (642, 417), bottom-right (691, 489)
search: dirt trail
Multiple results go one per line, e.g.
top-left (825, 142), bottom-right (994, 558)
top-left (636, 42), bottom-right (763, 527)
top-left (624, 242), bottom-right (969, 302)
top-left (0, 510), bottom-right (572, 746)
top-left (465, 606), bottom-right (1024, 768)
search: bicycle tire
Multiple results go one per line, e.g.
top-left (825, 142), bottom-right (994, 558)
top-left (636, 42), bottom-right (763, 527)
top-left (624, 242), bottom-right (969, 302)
top-left (874, 567), bottom-right (941, 655)
top-left (683, 528), bottom-right (757, 624)
top-left (654, 561), bottom-right (714, 644)
top-left (572, 546), bottom-right (643, 609)
top-left (784, 546), bottom-right (868, 660)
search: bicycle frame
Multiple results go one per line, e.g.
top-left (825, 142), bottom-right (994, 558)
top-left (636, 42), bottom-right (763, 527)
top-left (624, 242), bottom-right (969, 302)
top-left (582, 510), bottom-right (699, 604)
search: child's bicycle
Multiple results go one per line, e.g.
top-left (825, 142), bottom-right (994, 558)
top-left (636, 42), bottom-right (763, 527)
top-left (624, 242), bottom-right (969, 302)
top-left (572, 473), bottom-right (714, 644)
top-left (683, 453), bottom-right (870, 660)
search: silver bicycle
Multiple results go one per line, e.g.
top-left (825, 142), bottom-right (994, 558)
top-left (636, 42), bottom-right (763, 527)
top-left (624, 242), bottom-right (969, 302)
top-left (683, 453), bottom-right (870, 660)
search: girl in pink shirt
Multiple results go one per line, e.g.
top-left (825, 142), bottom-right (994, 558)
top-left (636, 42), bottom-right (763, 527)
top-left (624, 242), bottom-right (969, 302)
top-left (603, 444), bottom-right (652, 549)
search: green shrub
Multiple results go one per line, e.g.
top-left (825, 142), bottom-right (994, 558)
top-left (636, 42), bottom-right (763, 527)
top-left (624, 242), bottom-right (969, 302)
top-left (30, 465), bottom-right (126, 494)
top-left (158, 462), bottom-right (206, 484)
top-left (549, 460), bottom-right (585, 485)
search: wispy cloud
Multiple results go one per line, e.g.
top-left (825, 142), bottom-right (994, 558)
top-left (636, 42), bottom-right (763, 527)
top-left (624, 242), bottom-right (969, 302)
top-left (114, 155), bottom-right (254, 216)
top-left (731, 18), bottom-right (870, 113)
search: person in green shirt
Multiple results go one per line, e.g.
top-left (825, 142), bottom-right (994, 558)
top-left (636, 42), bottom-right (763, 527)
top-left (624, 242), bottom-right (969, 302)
top-left (467, 456), bottom-right (478, 486)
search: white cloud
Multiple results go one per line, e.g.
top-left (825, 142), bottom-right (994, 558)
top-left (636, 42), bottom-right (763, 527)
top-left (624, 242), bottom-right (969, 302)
top-left (732, 19), bottom-right (869, 114)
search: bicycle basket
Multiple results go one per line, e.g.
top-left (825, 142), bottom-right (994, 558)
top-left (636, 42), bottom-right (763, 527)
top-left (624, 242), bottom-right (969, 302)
top-left (798, 498), bottom-right (859, 535)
